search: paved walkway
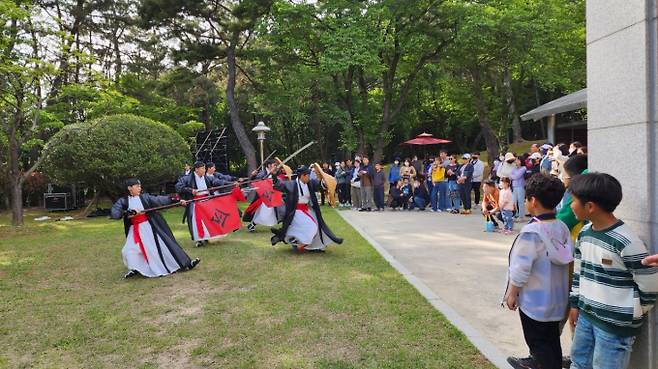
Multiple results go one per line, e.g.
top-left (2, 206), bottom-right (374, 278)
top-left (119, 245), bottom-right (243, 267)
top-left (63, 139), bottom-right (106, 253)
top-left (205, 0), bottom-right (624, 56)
top-left (338, 208), bottom-right (571, 368)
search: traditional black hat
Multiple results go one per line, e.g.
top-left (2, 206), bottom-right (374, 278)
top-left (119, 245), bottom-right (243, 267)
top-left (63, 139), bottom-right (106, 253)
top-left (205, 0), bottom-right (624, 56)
top-left (193, 161), bottom-right (206, 169)
top-left (296, 165), bottom-right (311, 176)
top-left (125, 178), bottom-right (141, 187)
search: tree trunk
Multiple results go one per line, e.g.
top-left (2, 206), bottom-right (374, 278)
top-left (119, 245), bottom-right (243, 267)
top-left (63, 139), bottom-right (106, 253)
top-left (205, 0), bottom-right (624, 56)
top-left (10, 179), bottom-right (23, 227)
top-left (504, 69), bottom-right (523, 142)
top-left (356, 68), bottom-right (369, 154)
top-left (310, 84), bottom-right (326, 162)
top-left (8, 116), bottom-right (24, 226)
top-left (225, 41), bottom-right (257, 172)
top-left (79, 191), bottom-right (99, 218)
top-left (471, 69), bottom-right (500, 166)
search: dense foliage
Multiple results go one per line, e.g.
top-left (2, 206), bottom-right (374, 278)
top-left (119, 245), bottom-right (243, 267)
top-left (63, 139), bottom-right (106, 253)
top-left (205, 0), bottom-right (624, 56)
top-left (1, 0), bottom-right (585, 225)
top-left (41, 114), bottom-right (189, 196)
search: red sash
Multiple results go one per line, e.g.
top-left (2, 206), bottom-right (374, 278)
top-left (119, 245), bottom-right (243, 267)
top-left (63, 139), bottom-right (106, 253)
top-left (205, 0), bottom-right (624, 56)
top-left (130, 213), bottom-right (149, 263)
top-left (193, 195), bottom-right (206, 238)
top-left (245, 198), bottom-right (263, 215)
top-left (295, 203), bottom-right (317, 225)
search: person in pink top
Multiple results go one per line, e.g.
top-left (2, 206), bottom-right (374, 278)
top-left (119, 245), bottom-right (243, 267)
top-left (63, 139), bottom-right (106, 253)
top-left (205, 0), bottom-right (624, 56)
top-left (498, 177), bottom-right (516, 234)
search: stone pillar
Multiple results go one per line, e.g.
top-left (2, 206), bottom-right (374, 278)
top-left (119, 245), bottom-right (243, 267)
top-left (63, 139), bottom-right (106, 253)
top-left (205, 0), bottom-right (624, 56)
top-left (587, 1), bottom-right (657, 368)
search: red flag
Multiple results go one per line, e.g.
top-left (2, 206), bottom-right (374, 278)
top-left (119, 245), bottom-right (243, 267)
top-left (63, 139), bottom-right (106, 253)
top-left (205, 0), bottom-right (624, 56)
top-left (253, 179), bottom-right (283, 207)
top-left (231, 186), bottom-right (247, 202)
top-left (194, 195), bottom-right (241, 236)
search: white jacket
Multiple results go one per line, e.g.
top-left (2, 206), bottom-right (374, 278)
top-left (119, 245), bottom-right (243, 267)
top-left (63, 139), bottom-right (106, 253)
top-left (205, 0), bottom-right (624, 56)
top-left (504, 219), bottom-right (573, 322)
top-left (471, 160), bottom-right (484, 182)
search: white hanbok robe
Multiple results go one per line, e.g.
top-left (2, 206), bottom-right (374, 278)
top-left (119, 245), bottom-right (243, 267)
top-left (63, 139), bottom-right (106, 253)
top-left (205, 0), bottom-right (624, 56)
top-left (284, 180), bottom-right (333, 250)
top-left (122, 196), bottom-right (181, 277)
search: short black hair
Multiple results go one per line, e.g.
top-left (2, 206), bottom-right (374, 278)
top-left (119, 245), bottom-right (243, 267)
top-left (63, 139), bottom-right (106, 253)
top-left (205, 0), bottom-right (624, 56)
top-left (206, 162), bottom-right (216, 169)
top-left (563, 155), bottom-right (588, 177)
top-left (264, 159), bottom-right (276, 167)
top-left (193, 161), bottom-right (205, 168)
top-left (524, 173), bottom-right (565, 210)
top-left (569, 172), bottom-right (622, 212)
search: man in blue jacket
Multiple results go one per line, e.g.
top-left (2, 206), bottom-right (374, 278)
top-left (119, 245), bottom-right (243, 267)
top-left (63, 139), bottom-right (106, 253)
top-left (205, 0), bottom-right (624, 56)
top-left (388, 157), bottom-right (401, 189)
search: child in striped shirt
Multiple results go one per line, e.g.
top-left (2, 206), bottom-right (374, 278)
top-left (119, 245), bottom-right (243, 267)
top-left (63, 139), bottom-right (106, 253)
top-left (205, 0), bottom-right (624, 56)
top-left (568, 173), bottom-right (658, 369)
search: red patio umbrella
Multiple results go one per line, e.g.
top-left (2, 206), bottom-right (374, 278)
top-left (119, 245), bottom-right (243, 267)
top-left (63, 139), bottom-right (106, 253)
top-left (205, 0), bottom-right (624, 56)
top-left (401, 132), bottom-right (451, 146)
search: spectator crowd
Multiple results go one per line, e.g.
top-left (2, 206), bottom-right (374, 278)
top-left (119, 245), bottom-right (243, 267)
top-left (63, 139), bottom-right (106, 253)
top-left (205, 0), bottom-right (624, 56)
top-left (323, 141), bottom-right (658, 369)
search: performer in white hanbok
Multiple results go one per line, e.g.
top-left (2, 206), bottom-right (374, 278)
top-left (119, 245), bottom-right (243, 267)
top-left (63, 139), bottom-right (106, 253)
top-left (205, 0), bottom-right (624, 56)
top-left (271, 166), bottom-right (343, 252)
top-left (243, 159), bottom-right (285, 232)
top-left (111, 179), bottom-right (200, 278)
top-left (175, 161), bottom-right (233, 247)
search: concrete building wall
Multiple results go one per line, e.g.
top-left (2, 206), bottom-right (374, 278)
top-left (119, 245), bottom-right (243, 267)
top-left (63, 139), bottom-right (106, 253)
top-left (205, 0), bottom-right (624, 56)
top-left (586, 1), bottom-right (657, 368)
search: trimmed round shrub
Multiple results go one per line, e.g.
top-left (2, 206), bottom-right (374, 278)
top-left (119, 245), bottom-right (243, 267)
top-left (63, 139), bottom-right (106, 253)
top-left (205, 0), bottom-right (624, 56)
top-left (42, 114), bottom-right (189, 195)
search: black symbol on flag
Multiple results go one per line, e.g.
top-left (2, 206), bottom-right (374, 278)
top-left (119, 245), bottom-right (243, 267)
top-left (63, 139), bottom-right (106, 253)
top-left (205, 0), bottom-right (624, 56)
top-left (211, 209), bottom-right (230, 227)
top-left (263, 190), bottom-right (273, 203)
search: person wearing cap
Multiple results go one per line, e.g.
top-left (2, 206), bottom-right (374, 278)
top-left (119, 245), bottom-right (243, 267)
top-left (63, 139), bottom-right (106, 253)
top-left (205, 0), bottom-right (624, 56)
top-left (111, 179), bottom-right (200, 278)
top-left (175, 161), bottom-right (235, 247)
top-left (526, 152), bottom-right (542, 178)
top-left (457, 154), bottom-right (474, 214)
top-left (539, 144), bottom-right (553, 175)
top-left (470, 152), bottom-right (485, 209)
top-left (243, 159), bottom-right (285, 232)
top-left (497, 152), bottom-right (516, 180)
top-left (270, 165), bottom-right (343, 252)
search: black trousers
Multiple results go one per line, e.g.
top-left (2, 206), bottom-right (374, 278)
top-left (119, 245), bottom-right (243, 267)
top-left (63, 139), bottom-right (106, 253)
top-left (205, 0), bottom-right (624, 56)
top-left (458, 183), bottom-right (472, 210)
top-left (519, 309), bottom-right (562, 369)
top-left (374, 185), bottom-right (385, 209)
top-left (471, 182), bottom-right (481, 204)
top-left (338, 183), bottom-right (350, 204)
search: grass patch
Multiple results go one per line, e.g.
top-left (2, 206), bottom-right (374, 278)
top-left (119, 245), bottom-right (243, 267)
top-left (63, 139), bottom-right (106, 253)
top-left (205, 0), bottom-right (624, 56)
top-left (0, 207), bottom-right (494, 369)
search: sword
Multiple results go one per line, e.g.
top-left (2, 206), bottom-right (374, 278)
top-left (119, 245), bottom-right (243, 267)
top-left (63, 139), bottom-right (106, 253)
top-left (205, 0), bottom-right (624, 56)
top-left (276, 141), bottom-right (315, 170)
top-left (258, 150), bottom-right (277, 171)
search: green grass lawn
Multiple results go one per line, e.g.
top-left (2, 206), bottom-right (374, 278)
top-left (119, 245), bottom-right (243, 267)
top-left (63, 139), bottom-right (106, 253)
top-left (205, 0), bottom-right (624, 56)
top-left (0, 207), bottom-right (494, 369)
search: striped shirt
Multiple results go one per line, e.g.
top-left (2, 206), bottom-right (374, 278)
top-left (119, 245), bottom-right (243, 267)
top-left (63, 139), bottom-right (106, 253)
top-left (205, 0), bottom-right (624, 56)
top-left (570, 221), bottom-right (658, 337)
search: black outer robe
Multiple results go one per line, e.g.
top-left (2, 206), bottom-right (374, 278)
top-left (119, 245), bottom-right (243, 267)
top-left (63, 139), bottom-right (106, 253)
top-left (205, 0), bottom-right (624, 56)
top-left (111, 193), bottom-right (193, 270)
top-left (270, 178), bottom-right (343, 246)
top-left (175, 173), bottom-right (230, 240)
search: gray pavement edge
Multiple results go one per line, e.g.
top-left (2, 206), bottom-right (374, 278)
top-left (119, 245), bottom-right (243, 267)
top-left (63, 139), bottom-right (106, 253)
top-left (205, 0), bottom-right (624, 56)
top-left (337, 210), bottom-right (513, 369)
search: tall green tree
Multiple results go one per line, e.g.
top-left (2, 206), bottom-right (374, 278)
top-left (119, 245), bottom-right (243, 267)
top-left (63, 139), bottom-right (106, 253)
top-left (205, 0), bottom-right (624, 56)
top-left (0, 0), bottom-right (61, 225)
top-left (139, 0), bottom-right (274, 172)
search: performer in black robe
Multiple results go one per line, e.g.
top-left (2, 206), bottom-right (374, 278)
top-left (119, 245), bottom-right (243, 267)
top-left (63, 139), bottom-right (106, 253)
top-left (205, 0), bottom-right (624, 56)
top-left (207, 162), bottom-right (237, 191)
top-left (271, 166), bottom-right (343, 252)
top-left (175, 161), bottom-right (233, 246)
top-left (111, 179), bottom-right (200, 278)
top-left (243, 159), bottom-right (285, 232)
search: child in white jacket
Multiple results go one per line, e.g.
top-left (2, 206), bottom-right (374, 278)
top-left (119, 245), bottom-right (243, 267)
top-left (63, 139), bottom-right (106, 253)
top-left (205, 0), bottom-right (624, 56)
top-left (504, 174), bottom-right (573, 369)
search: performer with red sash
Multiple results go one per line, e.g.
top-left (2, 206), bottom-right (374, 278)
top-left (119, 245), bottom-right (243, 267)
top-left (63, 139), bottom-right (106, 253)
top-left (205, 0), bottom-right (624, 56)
top-left (243, 159), bottom-right (285, 232)
top-left (111, 179), bottom-right (200, 278)
top-left (271, 166), bottom-right (343, 252)
top-left (175, 161), bottom-right (235, 247)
